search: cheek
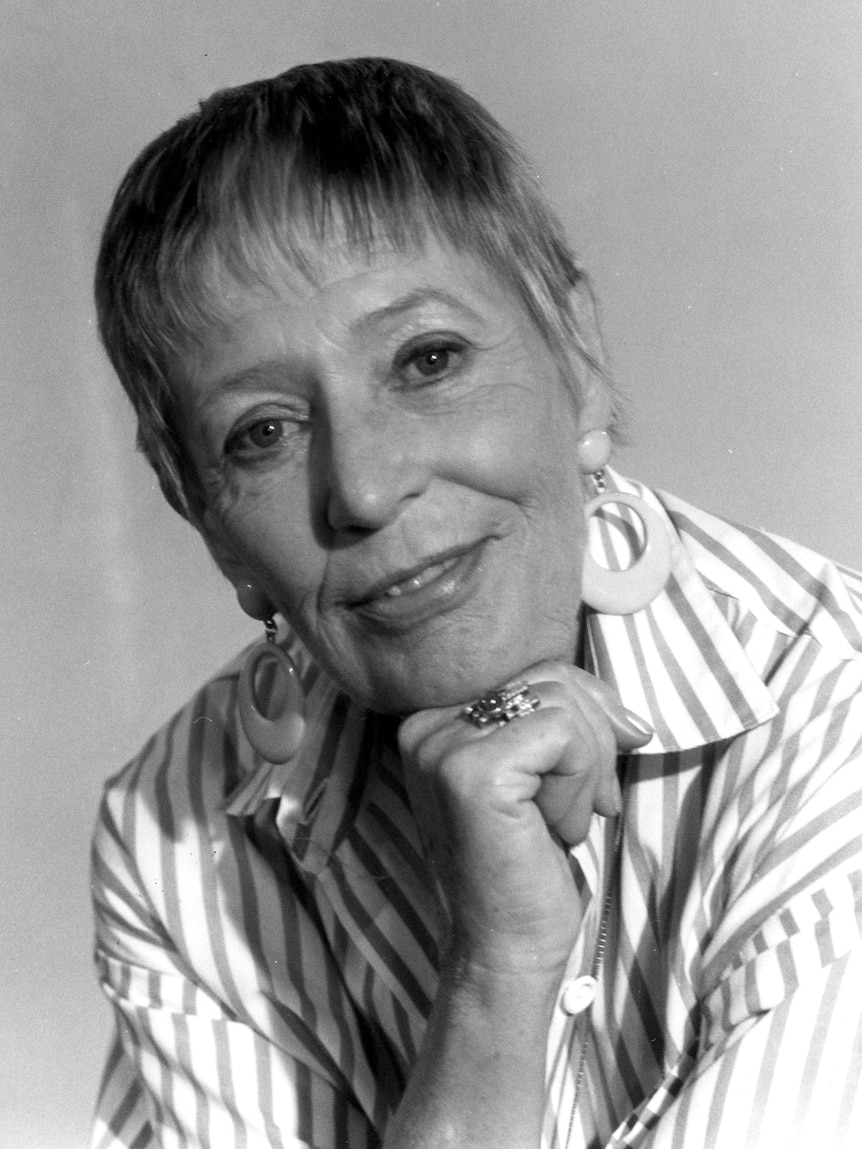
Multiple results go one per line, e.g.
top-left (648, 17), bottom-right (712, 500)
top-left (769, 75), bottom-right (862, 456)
top-left (493, 405), bottom-right (581, 511)
top-left (454, 397), bottom-right (572, 498)
top-left (209, 480), bottom-right (325, 603)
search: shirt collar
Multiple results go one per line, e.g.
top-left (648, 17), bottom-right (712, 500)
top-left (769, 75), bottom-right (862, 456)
top-left (224, 470), bottom-right (779, 861)
top-left (583, 469), bottom-right (778, 755)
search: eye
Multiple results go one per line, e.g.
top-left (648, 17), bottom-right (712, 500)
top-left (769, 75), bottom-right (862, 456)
top-left (413, 347), bottom-right (452, 377)
top-left (397, 338), bottom-right (466, 385)
top-left (226, 417), bottom-right (289, 459)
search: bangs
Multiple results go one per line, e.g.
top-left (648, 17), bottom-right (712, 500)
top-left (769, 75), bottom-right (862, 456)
top-left (133, 59), bottom-right (585, 362)
top-left (170, 190), bottom-right (582, 365)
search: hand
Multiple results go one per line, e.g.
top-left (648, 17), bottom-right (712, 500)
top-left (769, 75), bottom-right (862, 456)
top-left (398, 661), bottom-right (653, 979)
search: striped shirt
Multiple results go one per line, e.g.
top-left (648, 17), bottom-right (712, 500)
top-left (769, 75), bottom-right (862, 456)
top-left (91, 473), bottom-right (862, 1148)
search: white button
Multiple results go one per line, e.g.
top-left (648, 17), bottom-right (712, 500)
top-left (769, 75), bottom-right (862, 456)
top-left (561, 975), bottom-right (598, 1015)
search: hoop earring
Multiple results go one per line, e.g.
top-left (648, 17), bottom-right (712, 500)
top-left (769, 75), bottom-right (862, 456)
top-left (574, 431), bottom-right (671, 615)
top-left (581, 490), bottom-right (672, 614)
top-left (236, 582), bottom-right (306, 763)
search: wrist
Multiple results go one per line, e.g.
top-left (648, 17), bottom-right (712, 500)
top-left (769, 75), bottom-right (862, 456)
top-left (384, 931), bottom-right (563, 1149)
top-left (440, 908), bottom-right (576, 981)
top-left (441, 943), bottom-right (566, 1014)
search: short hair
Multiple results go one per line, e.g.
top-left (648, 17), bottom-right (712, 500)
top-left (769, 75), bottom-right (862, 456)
top-left (95, 57), bottom-right (612, 521)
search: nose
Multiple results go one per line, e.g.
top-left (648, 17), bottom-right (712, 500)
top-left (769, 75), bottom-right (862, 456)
top-left (319, 406), bottom-right (431, 534)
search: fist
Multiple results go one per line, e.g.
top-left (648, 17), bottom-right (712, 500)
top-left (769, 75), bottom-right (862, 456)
top-left (398, 662), bottom-right (652, 975)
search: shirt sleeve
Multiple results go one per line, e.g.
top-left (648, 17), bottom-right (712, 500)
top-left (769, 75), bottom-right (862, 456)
top-left (640, 890), bottom-right (862, 1147)
top-left (90, 797), bottom-right (381, 1149)
top-left (633, 658), bottom-right (862, 1147)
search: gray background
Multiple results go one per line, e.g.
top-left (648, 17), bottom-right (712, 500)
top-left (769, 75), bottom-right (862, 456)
top-left (3, 1), bottom-right (860, 1144)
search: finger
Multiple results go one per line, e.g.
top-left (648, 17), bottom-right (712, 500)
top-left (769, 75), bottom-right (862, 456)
top-left (537, 764), bottom-right (596, 845)
top-left (517, 661), bottom-right (654, 751)
top-left (538, 703), bottom-right (619, 838)
top-left (572, 691), bottom-right (623, 819)
top-left (477, 691), bottom-right (613, 844)
top-left (561, 667), bottom-right (654, 750)
top-left (511, 678), bottom-right (619, 819)
top-left (398, 700), bottom-right (468, 758)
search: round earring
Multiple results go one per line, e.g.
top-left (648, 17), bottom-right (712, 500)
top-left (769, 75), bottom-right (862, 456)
top-left (581, 492), bottom-right (672, 614)
top-left (235, 582), bottom-right (306, 763)
top-left (576, 429), bottom-right (672, 615)
top-left (576, 427), bottom-right (613, 475)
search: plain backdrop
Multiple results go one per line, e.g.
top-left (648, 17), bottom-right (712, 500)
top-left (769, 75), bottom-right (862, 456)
top-left (2, 2), bottom-right (860, 1145)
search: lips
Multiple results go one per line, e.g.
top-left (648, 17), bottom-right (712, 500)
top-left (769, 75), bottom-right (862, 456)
top-left (374, 554), bottom-right (462, 598)
top-left (347, 541), bottom-right (487, 628)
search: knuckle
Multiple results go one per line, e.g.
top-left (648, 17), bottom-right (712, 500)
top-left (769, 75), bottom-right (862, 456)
top-left (593, 717), bottom-right (617, 762)
top-left (412, 734), bottom-right (444, 775)
top-left (397, 711), bottom-right (425, 754)
top-left (527, 657), bottom-right (570, 684)
top-left (411, 737), bottom-right (479, 800)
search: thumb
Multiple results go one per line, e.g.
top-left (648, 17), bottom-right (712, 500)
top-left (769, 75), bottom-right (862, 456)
top-left (607, 706), bottom-right (654, 750)
top-left (564, 667), bottom-right (654, 751)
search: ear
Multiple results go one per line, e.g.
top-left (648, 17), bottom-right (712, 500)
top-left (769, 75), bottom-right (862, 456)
top-left (563, 280), bottom-right (614, 434)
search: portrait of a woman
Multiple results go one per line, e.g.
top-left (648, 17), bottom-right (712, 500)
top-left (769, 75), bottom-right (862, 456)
top-left (82, 55), bottom-right (862, 1148)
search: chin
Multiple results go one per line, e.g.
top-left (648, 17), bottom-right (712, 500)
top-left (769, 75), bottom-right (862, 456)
top-left (322, 611), bottom-right (583, 716)
top-left (358, 679), bottom-right (470, 717)
top-left (355, 654), bottom-right (538, 717)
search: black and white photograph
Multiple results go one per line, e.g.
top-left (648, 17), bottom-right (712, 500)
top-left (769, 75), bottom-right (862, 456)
top-left (3, 3), bottom-right (861, 1146)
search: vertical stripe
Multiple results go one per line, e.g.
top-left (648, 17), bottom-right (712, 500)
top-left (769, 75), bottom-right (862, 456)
top-left (699, 1038), bottom-right (742, 1149)
top-left (743, 996), bottom-right (793, 1146)
top-left (791, 953), bottom-right (848, 1127)
top-left (835, 983), bottom-right (862, 1141)
top-left (212, 1018), bottom-right (246, 1149)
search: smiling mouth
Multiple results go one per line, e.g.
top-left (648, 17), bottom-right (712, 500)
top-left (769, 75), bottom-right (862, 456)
top-left (378, 554), bottom-right (462, 598)
top-left (349, 542), bottom-right (486, 627)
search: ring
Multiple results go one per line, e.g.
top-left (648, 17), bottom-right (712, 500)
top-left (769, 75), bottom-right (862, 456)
top-left (462, 681), bottom-right (541, 728)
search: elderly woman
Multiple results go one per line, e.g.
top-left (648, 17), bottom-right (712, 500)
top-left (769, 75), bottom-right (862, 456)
top-left (91, 59), bottom-right (862, 1148)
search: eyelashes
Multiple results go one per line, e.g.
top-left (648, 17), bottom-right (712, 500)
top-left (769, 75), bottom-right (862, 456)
top-left (395, 336), bottom-right (469, 385)
top-left (232, 418), bottom-right (285, 452)
top-left (224, 413), bottom-right (305, 462)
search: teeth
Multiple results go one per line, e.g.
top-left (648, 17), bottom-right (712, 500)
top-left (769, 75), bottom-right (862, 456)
top-left (383, 557), bottom-right (457, 597)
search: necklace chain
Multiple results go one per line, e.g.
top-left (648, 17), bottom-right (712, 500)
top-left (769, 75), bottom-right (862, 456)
top-left (562, 803), bottom-right (625, 1149)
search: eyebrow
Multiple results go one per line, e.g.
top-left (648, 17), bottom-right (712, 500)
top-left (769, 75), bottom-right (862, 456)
top-left (209, 359), bottom-right (293, 394)
top-left (352, 287), bottom-right (484, 332)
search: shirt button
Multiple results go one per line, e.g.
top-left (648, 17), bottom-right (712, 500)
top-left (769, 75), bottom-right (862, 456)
top-left (561, 975), bottom-right (598, 1015)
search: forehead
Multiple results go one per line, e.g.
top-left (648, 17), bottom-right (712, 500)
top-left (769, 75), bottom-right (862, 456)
top-left (172, 239), bottom-right (556, 438)
top-left (190, 229), bottom-right (527, 349)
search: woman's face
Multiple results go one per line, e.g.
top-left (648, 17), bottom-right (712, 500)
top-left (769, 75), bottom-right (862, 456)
top-left (179, 235), bottom-right (608, 713)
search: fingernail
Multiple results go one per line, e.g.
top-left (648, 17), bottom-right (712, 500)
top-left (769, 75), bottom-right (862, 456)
top-left (622, 708), bottom-right (654, 739)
